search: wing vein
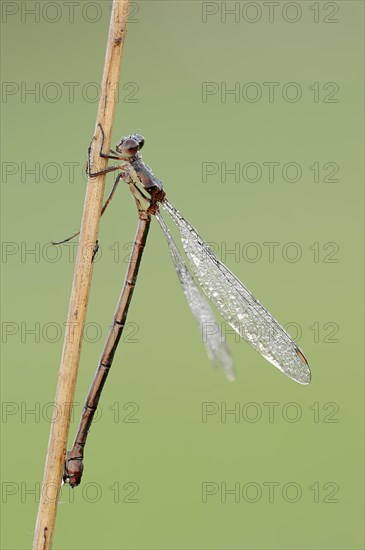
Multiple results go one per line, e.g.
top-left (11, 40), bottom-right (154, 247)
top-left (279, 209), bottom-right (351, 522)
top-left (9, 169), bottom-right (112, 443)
top-left (162, 200), bottom-right (311, 384)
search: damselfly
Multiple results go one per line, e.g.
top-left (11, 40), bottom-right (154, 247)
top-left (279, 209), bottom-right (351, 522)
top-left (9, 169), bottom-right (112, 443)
top-left (54, 125), bottom-right (311, 487)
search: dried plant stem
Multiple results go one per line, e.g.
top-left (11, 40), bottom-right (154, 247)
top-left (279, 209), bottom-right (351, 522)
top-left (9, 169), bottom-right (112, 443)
top-left (32, 1), bottom-right (131, 548)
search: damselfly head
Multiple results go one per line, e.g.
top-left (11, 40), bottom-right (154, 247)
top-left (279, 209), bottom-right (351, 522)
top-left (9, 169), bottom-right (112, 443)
top-left (116, 133), bottom-right (145, 158)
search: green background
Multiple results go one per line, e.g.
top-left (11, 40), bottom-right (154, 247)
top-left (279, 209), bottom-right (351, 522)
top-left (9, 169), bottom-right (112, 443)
top-left (1, 1), bottom-right (364, 548)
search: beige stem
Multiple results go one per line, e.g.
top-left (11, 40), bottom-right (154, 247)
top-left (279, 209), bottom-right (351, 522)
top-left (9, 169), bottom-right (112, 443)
top-left (32, 1), bottom-right (131, 548)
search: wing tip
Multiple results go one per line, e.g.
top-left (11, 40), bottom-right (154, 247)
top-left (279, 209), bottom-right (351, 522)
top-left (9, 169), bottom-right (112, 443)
top-left (226, 372), bottom-right (236, 383)
top-left (296, 370), bottom-right (311, 385)
top-left (294, 348), bottom-right (311, 385)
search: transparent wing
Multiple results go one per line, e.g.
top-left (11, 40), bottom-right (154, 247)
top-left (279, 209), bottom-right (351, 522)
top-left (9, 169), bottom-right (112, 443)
top-left (162, 200), bottom-right (311, 385)
top-left (156, 211), bottom-right (235, 381)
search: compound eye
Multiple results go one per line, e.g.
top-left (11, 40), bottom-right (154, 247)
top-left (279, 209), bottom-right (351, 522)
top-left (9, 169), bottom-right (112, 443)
top-left (120, 137), bottom-right (139, 157)
top-left (133, 134), bottom-right (145, 150)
